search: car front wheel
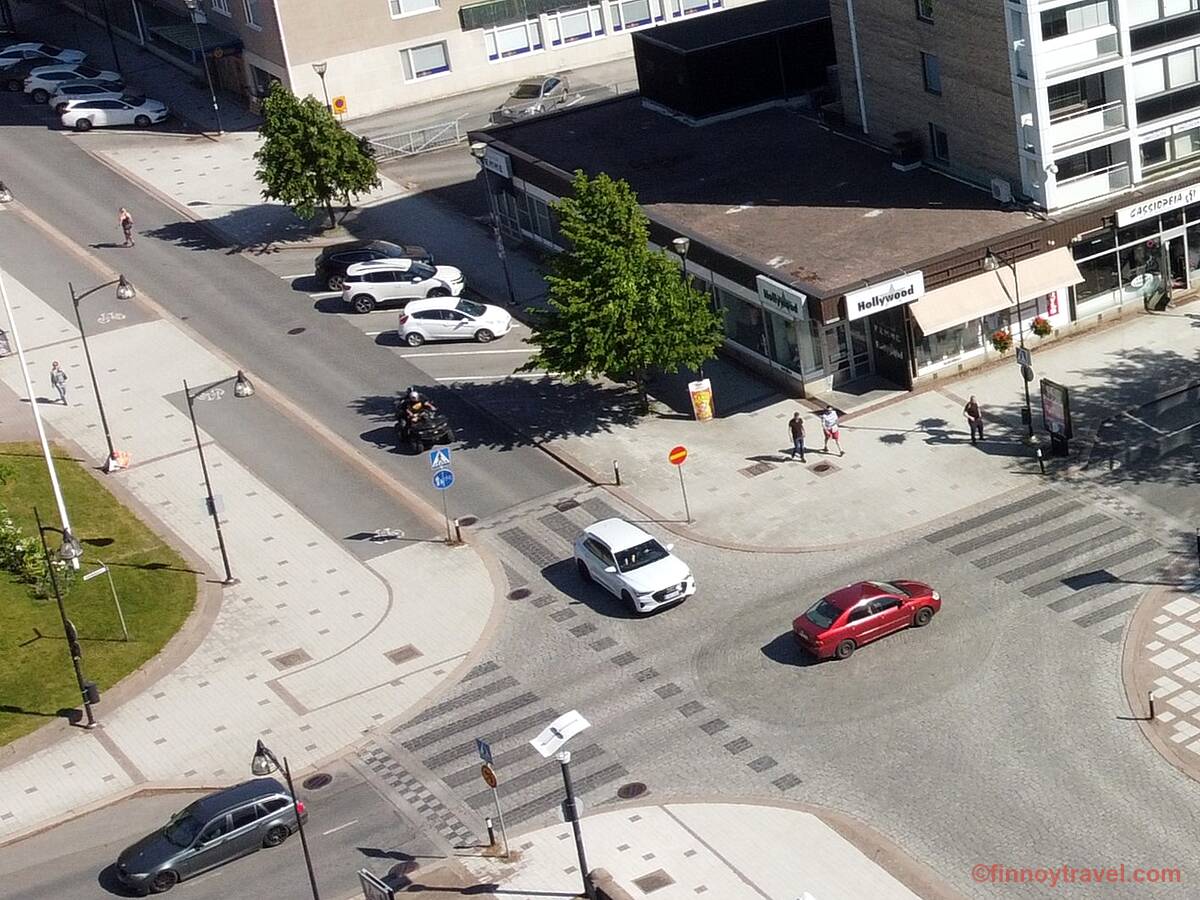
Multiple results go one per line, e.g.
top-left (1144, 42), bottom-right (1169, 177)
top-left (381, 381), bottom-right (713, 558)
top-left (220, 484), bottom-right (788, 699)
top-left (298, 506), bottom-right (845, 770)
top-left (834, 639), bottom-right (856, 660)
top-left (474, 329), bottom-right (494, 343)
top-left (31, 88), bottom-right (48, 104)
top-left (148, 870), bottom-right (179, 893)
top-left (621, 590), bottom-right (638, 613)
top-left (576, 559), bottom-right (591, 583)
top-left (914, 606), bottom-right (935, 627)
top-left (134, 114), bottom-right (151, 127)
top-left (73, 117), bottom-right (93, 132)
top-left (263, 824), bottom-right (290, 847)
top-left (427, 287), bottom-right (450, 298)
top-left (350, 294), bottom-right (375, 314)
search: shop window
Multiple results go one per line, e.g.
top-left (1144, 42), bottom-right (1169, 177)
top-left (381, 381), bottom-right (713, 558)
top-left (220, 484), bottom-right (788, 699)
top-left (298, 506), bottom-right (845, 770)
top-left (389, 0), bottom-right (439, 15)
top-left (916, 321), bottom-right (982, 369)
top-left (608, 0), bottom-right (661, 31)
top-left (1119, 239), bottom-right (1165, 305)
top-left (1074, 252), bottom-right (1121, 302)
top-left (921, 52), bottom-right (941, 94)
top-left (485, 20), bottom-right (543, 60)
top-left (714, 286), bottom-right (766, 356)
top-left (401, 41), bottom-right (450, 80)
top-left (1116, 215), bottom-right (1160, 245)
top-left (545, 4), bottom-right (605, 44)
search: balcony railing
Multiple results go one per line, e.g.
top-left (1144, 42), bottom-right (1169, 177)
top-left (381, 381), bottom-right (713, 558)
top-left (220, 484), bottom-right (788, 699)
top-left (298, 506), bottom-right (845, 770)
top-left (1049, 99), bottom-right (1126, 149)
top-left (1054, 161), bottom-right (1131, 207)
top-left (1042, 32), bottom-right (1120, 78)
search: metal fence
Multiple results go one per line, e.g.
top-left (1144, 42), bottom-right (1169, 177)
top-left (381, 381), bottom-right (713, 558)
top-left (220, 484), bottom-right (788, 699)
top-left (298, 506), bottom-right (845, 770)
top-left (359, 81), bottom-right (639, 162)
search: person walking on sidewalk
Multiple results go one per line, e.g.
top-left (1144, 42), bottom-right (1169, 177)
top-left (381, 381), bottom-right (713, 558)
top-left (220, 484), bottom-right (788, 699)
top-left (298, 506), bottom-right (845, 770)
top-left (119, 207), bottom-right (135, 247)
top-left (788, 412), bottom-right (807, 462)
top-left (963, 395), bottom-right (984, 444)
top-left (50, 360), bottom-right (68, 404)
top-left (818, 405), bottom-right (844, 456)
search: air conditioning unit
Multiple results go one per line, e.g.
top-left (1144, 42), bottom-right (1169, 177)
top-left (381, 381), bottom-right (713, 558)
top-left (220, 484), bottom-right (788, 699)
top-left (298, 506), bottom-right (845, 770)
top-left (991, 176), bottom-right (1014, 204)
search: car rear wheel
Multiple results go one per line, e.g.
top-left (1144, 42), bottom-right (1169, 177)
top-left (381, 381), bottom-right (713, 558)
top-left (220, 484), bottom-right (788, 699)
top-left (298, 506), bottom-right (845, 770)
top-left (134, 114), bottom-right (151, 127)
top-left (404, 331), bottom-right (425, 347)
top-left (325, 274), bottom-right (344, 291)
top-left (474, 329), bottom-right (494, 343)
top-left (5, 78), bottom-right (22, 92)
top-left (31, 88), bottom-right (48, 104)
top-left (834, 639), bottom-right (856, 660)
top-left (914, 606), bottom-right (935, 627)
top-left (73, 117), bottom-right (93, 132)
top-left (427, 287), bottom-right (450, 298)
top-left (263, 824), bottom-right (290, 847)
top-left (54, 102), bottom-right (67, 113)
top-left (351, 294), bottom-right (375, 314)
top-left (576, 559), bottom-right (591, 582)
top-left (148, 870), bottom-right (179, 893)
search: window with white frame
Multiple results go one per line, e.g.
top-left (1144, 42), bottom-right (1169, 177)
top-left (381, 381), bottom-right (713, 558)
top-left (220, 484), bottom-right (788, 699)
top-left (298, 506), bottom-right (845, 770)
top-left (485, 20), bottom-right (543, 60)
top-left (1134, 47), bottom-right (1200, 97)
top-left (608, 0), bottom-right (661, 31)
top-left (211, 0), bottom-right (230, 15)
top-left (243, 0), bottom-right (260, 27)
top-left (388, 0), bottom-right (439, 17)
top-left (669, 0), bottom-right (721, 16)
top-left (545, 4), bottom-right (605, 45)
top-left (1128, 0), bottom-right (1200, 28)
top-left (401, 41), bottom-right (450, 80)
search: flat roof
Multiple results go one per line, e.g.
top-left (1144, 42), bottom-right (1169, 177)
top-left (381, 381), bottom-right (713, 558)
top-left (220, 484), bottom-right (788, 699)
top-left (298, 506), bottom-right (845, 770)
top-left (486, 97), bottom-right (1036, 296)
top-left (634, 0), bottom-right (829, 53)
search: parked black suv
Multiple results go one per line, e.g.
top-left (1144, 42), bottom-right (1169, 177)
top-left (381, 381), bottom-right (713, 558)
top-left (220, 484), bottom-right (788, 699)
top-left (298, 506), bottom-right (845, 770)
top-left (115, 778), bottom-right (305, 894)
top-left (314, 240), bottom-right (433, 291)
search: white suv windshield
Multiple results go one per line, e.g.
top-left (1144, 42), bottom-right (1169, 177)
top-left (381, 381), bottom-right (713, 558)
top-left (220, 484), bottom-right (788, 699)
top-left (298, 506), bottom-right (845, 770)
top-left (615, 539), bottom-right (669, 572)
top-left (410, 262), bottom-right (436, 280)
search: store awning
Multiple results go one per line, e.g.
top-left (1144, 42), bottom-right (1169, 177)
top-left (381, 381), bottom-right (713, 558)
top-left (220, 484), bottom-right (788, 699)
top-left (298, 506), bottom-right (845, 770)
top-left (909, 247), bottom-right (1083, 335)
top-left (147, 23), bottom-right (242, 54)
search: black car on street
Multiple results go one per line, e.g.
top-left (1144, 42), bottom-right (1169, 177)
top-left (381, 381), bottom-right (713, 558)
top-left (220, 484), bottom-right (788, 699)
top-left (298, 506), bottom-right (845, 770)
top-left (314, 239), bottom-right (432, 291)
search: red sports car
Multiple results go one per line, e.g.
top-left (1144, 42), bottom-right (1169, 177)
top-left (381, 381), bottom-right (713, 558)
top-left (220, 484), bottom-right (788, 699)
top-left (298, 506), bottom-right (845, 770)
top-left (793, 580), bottom-right (941, 660)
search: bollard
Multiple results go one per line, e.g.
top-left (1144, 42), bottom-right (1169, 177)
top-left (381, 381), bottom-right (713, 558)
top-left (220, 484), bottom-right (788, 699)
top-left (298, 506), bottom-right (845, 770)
top-left (454, 518), bottom-right (464, 544)
top-left (613, 460), bottom-right (621, 486)
top-left (486, 816), bottom-right (496, 848)
top-left (1195, 529), bottom-right (1199, 572)
top-left (0, 181), bottom-right (11, 203)
top-left (1149, 690), bottom-right (1156, 721)
top-left (1035, 447), bottom-right (1045, 475)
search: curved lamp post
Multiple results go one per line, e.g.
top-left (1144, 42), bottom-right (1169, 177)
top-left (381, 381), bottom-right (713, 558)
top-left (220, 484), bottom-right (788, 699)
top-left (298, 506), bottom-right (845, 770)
top-left (312, 61), bottom-right (330, 112)
top-left (251, 740), bottom-right (320, 900)
top-left (70, 275), bottom-right (136, 468)
top-left (983, 248), bottom-right (1037, 444)
top-left (184, 0), bottom-right (224, 136)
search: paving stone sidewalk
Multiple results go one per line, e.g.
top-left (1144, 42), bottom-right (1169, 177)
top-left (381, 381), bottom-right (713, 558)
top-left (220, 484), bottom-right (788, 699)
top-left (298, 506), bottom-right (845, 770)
top-left (0, 262), bottom-right (496, 841)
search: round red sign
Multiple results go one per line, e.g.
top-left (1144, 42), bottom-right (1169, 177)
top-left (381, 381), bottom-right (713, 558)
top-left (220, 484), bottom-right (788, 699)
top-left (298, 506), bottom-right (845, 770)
top-left (668, 446), bottom-right (688, 466)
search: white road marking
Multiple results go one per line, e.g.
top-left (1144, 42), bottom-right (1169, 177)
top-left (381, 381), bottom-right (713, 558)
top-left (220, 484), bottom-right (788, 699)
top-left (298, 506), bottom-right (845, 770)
top-left (434, 373), bottom-right (547, 382)
top-left (322, 819), bottom-right (359, 836)
top-left (308, 291), bottom-right (341, 299)
top-left (365, 331), bottom-right (385, 336)
top-left (280, 273), bottom-right (311, 280)
top-left (399, 349), bottom-right (532, 358)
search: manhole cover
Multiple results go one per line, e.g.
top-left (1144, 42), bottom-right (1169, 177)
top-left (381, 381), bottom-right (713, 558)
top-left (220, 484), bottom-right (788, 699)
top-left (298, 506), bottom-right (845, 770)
top-left (302, 773), bottom-right (332, 790)
top-left (287, 327), bottom-right (306, 335)
top-left (385, 644), bottom-right (422, 665)
top-left (632, 869), bottom-right (675, 893)
top-left (739, 461), bottom-right (776, 478)
top-left (554, 498), bottom-right (580, 512)
top-left (617, 782), bottom-right (648, 799)
top-left (270, 648), bottom-right (313, 670)
top-left (508, 587), bottom-right (532, 600)
top-left (811, 461), bottom-right (839, 476)
top-left (457, 515), bottom-right (478, 526)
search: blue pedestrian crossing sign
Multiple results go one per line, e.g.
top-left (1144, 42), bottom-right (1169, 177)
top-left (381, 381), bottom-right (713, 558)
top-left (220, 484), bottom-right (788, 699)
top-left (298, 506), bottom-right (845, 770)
top-left (429, 447), bottom-right (452, 470)
top-left (433, 469), bottom-right (455, 490)
top-left (475, 737), bottom-right (493, 764)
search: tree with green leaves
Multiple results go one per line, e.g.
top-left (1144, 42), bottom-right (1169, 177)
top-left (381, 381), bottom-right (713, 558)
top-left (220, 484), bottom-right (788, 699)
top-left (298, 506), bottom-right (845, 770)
top-left (521, 171), bottom-right (725, 410)
top-left (253, 82), bottom-right (381, 229)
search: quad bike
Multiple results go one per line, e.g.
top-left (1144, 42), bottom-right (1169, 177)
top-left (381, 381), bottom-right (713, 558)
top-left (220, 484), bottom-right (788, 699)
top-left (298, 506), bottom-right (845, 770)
top-left (395, 405), bottom-right (454, 453)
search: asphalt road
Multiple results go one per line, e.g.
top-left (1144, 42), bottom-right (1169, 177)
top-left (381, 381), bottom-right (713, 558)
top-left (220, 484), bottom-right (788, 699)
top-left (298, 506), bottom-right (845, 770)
top-left (0, 759), bottom-right (441, 900)
top-left (0, 99), bottom-right (579, 541)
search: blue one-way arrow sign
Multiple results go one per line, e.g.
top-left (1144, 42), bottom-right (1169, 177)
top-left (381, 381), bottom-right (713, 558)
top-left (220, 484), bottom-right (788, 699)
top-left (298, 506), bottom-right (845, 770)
top-left (429, 447), bottom-right (452, 470)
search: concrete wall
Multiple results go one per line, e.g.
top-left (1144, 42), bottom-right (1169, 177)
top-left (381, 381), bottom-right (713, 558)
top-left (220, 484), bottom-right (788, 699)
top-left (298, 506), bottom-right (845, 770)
top-left (829, 0), bottom-right (1020, 188)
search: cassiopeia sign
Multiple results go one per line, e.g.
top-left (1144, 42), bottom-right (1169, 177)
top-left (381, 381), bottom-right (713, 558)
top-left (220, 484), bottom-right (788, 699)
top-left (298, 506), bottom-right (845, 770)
top-left (1116, 182), bottom-right (1200, 227)
top-left (845, 271), bottom-right (924, 321)
top-left (755, 275), bottom-right (807, 320)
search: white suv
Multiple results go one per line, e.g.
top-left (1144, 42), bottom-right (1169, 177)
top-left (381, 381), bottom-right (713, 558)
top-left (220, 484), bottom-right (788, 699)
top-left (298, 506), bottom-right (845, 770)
top-left (341, 259), bottom-right (465, 313)
top-left (574, 518), bottom-right (696, 614)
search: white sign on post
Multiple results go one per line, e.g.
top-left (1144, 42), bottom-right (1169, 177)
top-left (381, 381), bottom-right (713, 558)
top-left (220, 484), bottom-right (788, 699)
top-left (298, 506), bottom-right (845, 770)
top-left (483, 146), bottom-right (512, 179)
top-left (530, 709), bottom-right (590, 758)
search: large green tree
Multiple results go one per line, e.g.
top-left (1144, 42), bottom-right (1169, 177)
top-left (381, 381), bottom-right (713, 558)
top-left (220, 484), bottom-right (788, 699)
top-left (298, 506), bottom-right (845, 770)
top-left (254, 83), bottom-right (380, 229)
top-left (522, 171), bottom-right (724, 410)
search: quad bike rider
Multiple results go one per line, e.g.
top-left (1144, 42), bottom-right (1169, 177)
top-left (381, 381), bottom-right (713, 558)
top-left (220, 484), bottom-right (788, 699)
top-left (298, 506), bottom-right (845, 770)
top-left (394, 388), bottom-right (454, 452)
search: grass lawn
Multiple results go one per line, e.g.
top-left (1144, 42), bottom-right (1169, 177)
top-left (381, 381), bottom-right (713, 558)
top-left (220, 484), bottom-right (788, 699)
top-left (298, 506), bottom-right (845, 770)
top-left (0, 442), bottom-right (196, 746)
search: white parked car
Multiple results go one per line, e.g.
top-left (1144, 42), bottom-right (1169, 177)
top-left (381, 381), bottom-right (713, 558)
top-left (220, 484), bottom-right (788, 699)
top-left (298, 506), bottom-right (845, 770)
top-left (341, 259), bottom-right (465, 314)
top-left (51, 81), bottom-right (127, 113)
top-left (574, 518), bottom-right (696, 614)
top-left (0, 43), bottom-right (85, 69)
top-left (26, 63), bottom-right (120, 103)
top-left (61, 95), bottom-right (169, 131)
top-left (398, 297), bottom-right (513, 347)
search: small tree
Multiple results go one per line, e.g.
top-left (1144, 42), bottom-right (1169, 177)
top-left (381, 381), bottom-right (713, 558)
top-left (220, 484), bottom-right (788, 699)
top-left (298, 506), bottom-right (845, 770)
top-left (254, 83), bottom-right (381, 229)
top-left (522, 171), bottom-right (724, 410)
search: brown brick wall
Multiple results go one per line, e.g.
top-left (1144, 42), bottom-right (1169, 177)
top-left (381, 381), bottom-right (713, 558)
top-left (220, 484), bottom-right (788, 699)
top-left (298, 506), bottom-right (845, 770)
top-left (829, 1), bottom-right (1020, 187)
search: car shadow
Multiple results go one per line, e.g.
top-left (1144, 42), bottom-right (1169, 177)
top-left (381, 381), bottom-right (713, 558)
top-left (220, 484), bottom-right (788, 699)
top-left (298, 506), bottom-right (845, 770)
top-left (539, 558), bottom-right (641, 620)
top-left (289, 275), bottom-right (325, 293)
top-left (313, 297), bottom-right (348, 314)
top-left (374, 331), bottom-right (402, 348)
top-left (760, 631), bottom-right (823, 667)
top-left (97, 863), bottom-right (140, 897)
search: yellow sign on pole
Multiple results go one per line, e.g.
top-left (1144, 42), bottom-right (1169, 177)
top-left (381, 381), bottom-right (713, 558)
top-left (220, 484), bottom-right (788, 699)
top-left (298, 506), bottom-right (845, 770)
top-left (332, 95), bottom-right (348, 115)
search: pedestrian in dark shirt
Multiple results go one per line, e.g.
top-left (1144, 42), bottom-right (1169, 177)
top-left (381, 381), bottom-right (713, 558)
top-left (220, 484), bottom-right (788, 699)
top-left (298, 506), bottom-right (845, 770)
top-left (788, 412), bottom-right (806, 462)
top-left (964, 395), bottom-right (984, 444)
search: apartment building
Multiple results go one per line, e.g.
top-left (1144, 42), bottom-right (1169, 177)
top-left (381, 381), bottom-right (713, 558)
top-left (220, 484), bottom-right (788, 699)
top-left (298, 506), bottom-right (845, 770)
top-left (79, 0), bottom-right (764, 120)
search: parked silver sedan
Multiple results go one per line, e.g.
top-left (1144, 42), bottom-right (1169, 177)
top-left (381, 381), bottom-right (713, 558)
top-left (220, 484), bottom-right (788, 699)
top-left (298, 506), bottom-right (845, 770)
top-left (491, 74), bottom-right (570, 123)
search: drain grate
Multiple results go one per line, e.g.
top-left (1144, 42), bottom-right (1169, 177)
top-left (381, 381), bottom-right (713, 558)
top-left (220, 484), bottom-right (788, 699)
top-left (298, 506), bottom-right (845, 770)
top-left (508, 587), bottom-right (532, 601)
top-left (302, 773), bottom-right (333, 790)
top-left (739, 461), bottom-right (776, 477)
top-left (287, 327), bottom-right (306, 335)
top-left (457, 515), bottom-right (478, 526)
top-left (617, 782), bottom-right (648, 799)
top-left (384, 645), bottom-right (422, 665)
top-left (554, 498), bottom-right (580, 512)
top-left (270, 648), bottom-right (313, 670)
top-left (632, 869), bottom-right (676, 893)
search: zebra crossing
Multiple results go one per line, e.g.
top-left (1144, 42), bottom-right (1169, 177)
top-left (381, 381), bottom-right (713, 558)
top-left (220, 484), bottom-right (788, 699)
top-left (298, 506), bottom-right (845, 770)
top-left (926, 486), bottom-right (1182, 643)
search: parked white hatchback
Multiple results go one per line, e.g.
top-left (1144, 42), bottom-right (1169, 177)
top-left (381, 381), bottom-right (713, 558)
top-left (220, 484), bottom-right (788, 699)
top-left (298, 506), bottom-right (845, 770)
top-left (51, 81), bottom-right (127, 113)
top-left (25, 63), bottom-right (120, 103)
top-left (574, 518), bottom-right (696, 614)
top-left (61, 95), bottom-right (168, 131)
top-left (398, 297), bottom-right (514, 347)
top-left (341, 259), bottom-right (465, 313)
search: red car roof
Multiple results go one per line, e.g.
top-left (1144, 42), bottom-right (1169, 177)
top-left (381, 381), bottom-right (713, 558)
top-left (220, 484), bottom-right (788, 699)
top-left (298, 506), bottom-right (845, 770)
top-left (822, 581), bottom-right (888, 611)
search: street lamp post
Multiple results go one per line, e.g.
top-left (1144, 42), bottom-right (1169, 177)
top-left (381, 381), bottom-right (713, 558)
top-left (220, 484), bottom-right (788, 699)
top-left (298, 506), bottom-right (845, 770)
top-left (557, 749), bottom-right (597, 900)
top-left (97, 0), bottom-right (125, 78)
top-left (251, 740), bottom-right (320, 900)
top-left (312, 61), bottom-right (331, 112)
top-left (34, 507), bottom-right (96, 728)
top-left (984, 249), bottom-right (1037, 444)
top-left (70, 275), bottom-right (135, 469)
top-left (671, 235), bottom-right (690, 285)
top-left (0, 267), bottom-right (80, 569)
top-left (183, 372), bottom-right (254, 585)
top-left (468, 142), bottom-right (518, 307)
top-left (184, 0), bottom-right (224, 136)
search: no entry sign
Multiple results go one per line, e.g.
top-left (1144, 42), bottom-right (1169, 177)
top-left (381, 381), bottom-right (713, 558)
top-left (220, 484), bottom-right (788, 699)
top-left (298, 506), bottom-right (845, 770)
top-left (668, 446), bottom-right (688, 466)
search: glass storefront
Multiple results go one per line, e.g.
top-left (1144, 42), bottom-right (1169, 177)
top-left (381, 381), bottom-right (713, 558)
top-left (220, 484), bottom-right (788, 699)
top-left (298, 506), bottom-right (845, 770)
top-left (915, 320), bottom-right (982, 369)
